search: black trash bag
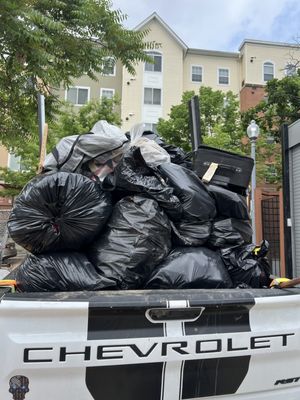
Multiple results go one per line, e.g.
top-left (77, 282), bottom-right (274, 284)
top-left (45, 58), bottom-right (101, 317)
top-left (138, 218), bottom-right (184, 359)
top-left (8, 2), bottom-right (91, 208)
top-left (171, 220), bottom-right (212, 247)
top-left (8, 172), bottom-right (112, 254)
top-left (158, 163), bottom-right (216, 221)
top-left (145, 246), bottom-right (233, 289)
top-left (142, 130), bottom-right (192, 169)
top-left (16, 252), bottom-right (116, 292)
top-left (207, 184), bottom-right (249, 220)
top-left (103, 147), bottom-right (183, 221)
top-left (88, 195), bottom-right (172, 290)
top-left (208, 218), bottom-right (253, 248)
top-left (221, 240), bottom-right (272, 288)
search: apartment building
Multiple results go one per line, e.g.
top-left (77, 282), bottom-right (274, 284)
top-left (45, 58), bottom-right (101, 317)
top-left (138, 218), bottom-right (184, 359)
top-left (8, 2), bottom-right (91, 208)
top-left (58, 12), bottom-right (299, 131)
top-left (0, 11), bottom-right (298, 171)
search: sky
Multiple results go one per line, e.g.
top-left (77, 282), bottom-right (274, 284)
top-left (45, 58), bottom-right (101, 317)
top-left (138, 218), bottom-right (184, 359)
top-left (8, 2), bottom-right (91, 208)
top-left (112, 0), bottom-right (300, 52)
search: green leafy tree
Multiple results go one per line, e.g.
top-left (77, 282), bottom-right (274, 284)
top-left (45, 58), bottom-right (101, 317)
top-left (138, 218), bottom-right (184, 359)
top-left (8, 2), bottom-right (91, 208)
top-left (157, 86), bottom-right (245, 154)
top-left (241, 73), bottom-right (300, 185)
top-left (242, 74), bottom-right (300, 141)
top-left (0, 97), bottom-right (121, 196)
top-left (0, 0), bottom-right (149, 147)
top-left (156, 91), bottom-right (194, 152)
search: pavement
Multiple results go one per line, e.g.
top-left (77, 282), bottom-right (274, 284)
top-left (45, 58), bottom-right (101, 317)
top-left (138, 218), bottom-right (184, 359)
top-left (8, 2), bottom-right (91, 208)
top-left (0, 255), bottom-right (26, 279)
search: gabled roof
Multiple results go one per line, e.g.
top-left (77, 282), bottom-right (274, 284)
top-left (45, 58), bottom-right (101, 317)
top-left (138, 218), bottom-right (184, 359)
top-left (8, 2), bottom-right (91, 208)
top-left (135, 12), bottom-right (188, 51)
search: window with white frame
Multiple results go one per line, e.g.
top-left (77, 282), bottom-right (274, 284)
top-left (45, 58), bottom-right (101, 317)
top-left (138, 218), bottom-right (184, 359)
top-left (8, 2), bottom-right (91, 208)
top-left (102, 57), bottom-right (116, 76)
top-left (263, 61), bottom-right (274, 81)
top-left (144, 88), bottom-right (161, 105)
top-left (145, 52), bottom-right (162, 72)
top-left (285, 63), bottom-right (297, 77)
top-left (100, 88), bottom-right (115, 100)
top-left (66, 87), bottom-right (89, 105)
top-left (144, 123), bottom-right (158, 133)
top-left (218, 68), bottom-right (229, 84)
top-left (191, 65), bottom-right (203, 82)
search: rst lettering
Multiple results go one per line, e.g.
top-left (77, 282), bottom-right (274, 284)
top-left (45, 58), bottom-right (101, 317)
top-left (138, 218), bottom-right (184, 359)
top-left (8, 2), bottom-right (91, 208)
top-left (275, 377), bottom-right (300, 385)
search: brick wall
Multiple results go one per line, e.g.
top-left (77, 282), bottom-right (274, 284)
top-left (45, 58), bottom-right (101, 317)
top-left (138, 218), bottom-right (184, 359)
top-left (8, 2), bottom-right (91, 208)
top-left (240, 84), bottom-right (266, 112)
top-left (0, 197), bottom-right (12, 209)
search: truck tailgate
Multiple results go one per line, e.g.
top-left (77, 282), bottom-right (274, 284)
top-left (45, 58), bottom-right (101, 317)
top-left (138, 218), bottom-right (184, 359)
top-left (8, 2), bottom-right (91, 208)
top-left (1, 288), bottom-right (300, 400)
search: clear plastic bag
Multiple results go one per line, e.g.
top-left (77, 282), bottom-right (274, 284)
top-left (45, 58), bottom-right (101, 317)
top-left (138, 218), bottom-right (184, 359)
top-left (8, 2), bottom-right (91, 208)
top-left (43, 120), bottom-right (128, 180)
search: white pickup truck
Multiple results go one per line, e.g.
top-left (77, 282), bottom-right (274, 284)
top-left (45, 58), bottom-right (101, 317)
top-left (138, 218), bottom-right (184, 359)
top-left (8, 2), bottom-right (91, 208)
top-left (1, 283), bottom-right (300, 400)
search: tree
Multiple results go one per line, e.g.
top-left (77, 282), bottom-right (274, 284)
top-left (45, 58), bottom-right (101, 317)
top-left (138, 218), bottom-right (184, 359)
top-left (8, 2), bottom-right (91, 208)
top-left (242, 74), bottom-right (300, 138)
top-left (0, 97), bottom-right (121, 197)
top-left (241, 73), bottom-right (300, 185)
top-left (157, 86), bottom-right (246, 154)
top-left (0, 0), bottom-right (149, 148)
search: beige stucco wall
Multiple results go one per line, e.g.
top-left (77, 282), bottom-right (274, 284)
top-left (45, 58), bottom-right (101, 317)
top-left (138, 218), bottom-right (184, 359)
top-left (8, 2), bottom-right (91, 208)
top-left (55, 60), bottom-right (123, 116)
top-left (121, 61), bottom-right (144, 131)
top-left (239, 47), bottom-right (247, 86)
top-left (183, 52), bottom-right (240, 95)
top-left (241, 42), bottom-right (297, 85)
top-left (0, 146), bottom-right (8, 168)
top-left (121, 17), bottom-right (185, 131)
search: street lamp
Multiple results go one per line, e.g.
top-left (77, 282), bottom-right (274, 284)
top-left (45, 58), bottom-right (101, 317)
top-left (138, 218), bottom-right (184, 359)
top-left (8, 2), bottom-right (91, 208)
top-left (247, 120), bottom-right (260, 244)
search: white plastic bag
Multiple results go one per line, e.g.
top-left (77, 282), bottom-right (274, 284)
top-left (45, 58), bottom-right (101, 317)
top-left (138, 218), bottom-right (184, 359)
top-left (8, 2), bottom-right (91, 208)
top-left (129, 123), bottom-right (170, 167)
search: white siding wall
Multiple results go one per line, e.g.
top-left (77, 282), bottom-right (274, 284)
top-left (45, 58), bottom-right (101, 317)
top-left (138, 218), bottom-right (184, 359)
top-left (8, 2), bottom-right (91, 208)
top-left (290, 144), bottom-right (300, 276)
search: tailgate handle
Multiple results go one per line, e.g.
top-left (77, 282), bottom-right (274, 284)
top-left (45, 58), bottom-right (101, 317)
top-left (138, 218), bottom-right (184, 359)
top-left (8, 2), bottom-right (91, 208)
top-left (146, 307), bottom-right (205, 323)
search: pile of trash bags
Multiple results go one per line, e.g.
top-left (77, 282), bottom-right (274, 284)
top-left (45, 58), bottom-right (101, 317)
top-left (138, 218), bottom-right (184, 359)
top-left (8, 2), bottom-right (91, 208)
top-left (8, 121), bottom-right (272, 292)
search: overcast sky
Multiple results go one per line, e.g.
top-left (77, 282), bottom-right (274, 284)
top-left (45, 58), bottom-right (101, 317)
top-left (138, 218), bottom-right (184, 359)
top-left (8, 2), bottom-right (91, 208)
top-left (112, 0), bottom-right (300, 51)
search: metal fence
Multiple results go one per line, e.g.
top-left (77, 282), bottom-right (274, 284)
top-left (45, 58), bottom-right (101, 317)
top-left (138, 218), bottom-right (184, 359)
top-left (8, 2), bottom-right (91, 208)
top-left (261, 194), bottom-right (281, 276)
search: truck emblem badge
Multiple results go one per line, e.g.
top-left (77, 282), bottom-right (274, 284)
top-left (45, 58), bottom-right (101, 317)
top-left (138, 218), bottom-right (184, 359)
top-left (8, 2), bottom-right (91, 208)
top-left (9, 376), bottom-right (30, 400)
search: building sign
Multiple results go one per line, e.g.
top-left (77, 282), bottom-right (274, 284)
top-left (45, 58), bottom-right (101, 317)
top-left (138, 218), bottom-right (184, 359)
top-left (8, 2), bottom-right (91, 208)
top-left (144, 41), bottom-right (162, 50)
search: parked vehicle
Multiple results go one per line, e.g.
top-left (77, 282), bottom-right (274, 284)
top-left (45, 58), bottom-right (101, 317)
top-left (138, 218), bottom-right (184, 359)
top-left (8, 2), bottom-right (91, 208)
top-left (1, 123), bottom-right (298, 399)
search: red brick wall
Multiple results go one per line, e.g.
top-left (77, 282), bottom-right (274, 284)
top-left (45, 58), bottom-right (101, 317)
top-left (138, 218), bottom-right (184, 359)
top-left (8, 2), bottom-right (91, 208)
top-left (0, 197), bottom-right (12, 209)
top-left (240, 85), bottom-right (266, 112)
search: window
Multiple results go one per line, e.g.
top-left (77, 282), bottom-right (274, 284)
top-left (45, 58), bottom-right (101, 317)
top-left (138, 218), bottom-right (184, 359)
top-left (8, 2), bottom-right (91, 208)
top-left (191, 65), bottom-right (203, 82)
top-left (100, 88), bottom-right (115, 100)
top-left (145, 52), bottom-right (162, 72)
top-left (263, 61), bottom-right (274, 81)
top-left (218, 68), bottom-right (229, 84)
top-left (103, 57), bottom-right (116, 76)
top-left (144, 123), bottom-right (158, 133)
top-left (66, 87), bottom-right (89, 105)
top-left (8, 153), bottom-right (21, 171)
top-left (285, 63), bottom-right (297, 77)
top-left (144, 88), bottom-right (161, 105)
